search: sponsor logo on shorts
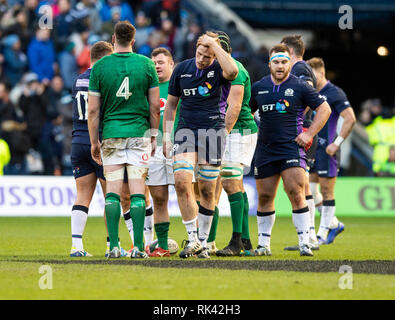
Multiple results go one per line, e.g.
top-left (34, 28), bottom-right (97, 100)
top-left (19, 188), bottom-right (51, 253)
top-left (181, 74), bottom-right (192, 78)
top-left (286, 159), bottom-right (299, 164)
top-left (254, 167), bottom-right (258, 175)
top-left (318, 170), bottom-right (328, 174)
top-left (258, 90), bottom-right (269, 94)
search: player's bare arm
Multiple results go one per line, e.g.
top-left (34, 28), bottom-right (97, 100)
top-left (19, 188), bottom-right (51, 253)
top-left (148, 86), bottom-right (160, 156)
top-left (87, 94), bottom-right (102, 166)
top-left (295, 101), bottom-right (331, 148)
top-left (326, 107), bottom-right (356, 156)
top-left (198, 34), bottom-right (238, 81)
top-left (162, 94), bottom-right (179, 158)
top-left (225, 84), bottom-right (243, 134)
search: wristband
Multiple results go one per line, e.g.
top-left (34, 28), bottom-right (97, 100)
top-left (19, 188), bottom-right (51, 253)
top-left (333, 136), bottom-right (344, 147)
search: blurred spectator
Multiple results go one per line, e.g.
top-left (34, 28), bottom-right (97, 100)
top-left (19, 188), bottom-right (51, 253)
top-left (58, 41), bottom-right (78, 92)
top-left (19, 72), bottom-right (47, 152)
top-left (40, 110), bottom-right (64, 175)
top-left (101, 5), bottom-right (121, 41)
top-left (100, 0), bottom-right (134, 25)
top-left (160, 18), bottom-right (176, 52)
top-left (0, 81), bottom-right (31, 175)
top-left (52, 0), bottom-right (74, 51)
top-left (137, 28), bottom-right (167, 57)
top-left (359, 98), bottom-right (384, 126)
top-left (1, 7), bottom-right (32, 53)
top-left (134, 10), bottom-right (155, 51)
top-left (75, 0), bottom-right (102, 35)
top-left (365, 112), bottom-right (395, 176)
top-left (162, 0), bottom-right (180, 27)
top-left (77, 33), bottom-right (100, 74)
top-left (2, 34), bottom-right (28, 86)
top-left (24, 0), bottom-right (39, 30)
top-left (182, 19), bottom-right (201, 59)
top-left (27, 28), bottom-right (56, 84)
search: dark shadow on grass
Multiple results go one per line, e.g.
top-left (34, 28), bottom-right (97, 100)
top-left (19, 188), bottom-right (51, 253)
top-left (3, 258), bottom-right (394, 275)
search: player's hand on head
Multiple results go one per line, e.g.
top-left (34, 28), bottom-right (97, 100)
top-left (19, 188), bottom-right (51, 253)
top-left (198, 34), bottom-right (217, 48)
top-left (325, 143), bottom-right (339, 156)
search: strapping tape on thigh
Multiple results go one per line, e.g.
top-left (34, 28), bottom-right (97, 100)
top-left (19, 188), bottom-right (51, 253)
top-left (104, 167), bottom-right (125, 181)
top-left (220, 162), bottom-right (244, 180)
top-left (173, 160), bottom-right (194, 173)
top-left (126, 165), bottom-right (148, 179)
top-left (198, 165), bottom-right (220, 181)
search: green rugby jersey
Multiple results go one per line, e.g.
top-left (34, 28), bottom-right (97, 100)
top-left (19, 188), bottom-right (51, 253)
top-left (89, 52), bottom-right (159, 139)
top-left (230, 59), bottom-right (258, 135)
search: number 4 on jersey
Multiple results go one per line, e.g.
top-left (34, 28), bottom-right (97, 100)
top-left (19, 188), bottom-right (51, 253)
top-left (116, 77), bottom-right (132, 100)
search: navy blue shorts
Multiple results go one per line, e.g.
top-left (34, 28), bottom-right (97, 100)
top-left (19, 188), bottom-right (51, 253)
top-left (173, 128), bottom-right (226, 166)
top-left (254, 158), bottom-right (307, 179)
top-left (310, 146), bottom-right (340, 178)
top-left (71, 143), bottom-right (104, 180)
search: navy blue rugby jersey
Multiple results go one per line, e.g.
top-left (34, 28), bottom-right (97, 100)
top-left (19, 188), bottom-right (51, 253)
top-left (291, 60), bottom-right (317, 88)
top-left (71, 68), bottom-right (100, 145)
top-left (168, 58), bottom-right (231, 130)
top-left (250, 74), bottom-right (325, 159)
top-left (317, 81), bottom-right (351, 147)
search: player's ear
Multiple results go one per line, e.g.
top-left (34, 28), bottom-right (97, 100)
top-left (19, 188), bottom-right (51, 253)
top-left (111, 34), bottom-right (115, 45)
top-left (131, 39), bottom-right (135, 48)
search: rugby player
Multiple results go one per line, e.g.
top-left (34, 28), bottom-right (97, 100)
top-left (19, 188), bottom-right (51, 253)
top-left (307, 57), bottom-right (356, 245)
top-left (70, 41), bottom-right (114, 257)
top-left (250, 44), bottom-right (331, 257)
top-left (145, 47), bottom-right (176, 257)
top-left (207, 31), bottom-right (258, 257)
top-left (88, 21), bottom-right (160, 258)
top-left (281, 34), bottom-right (320, 249)
top-left (163, 31), bottom-right (238, 258)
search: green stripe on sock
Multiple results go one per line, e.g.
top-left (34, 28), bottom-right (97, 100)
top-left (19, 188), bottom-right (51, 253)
top-left (105, 193), bottom-right (121, 250)
top-left (207, 206), bottom-right (219, 242)
top-left (155, 222), bottom-right (170, 250)
top-left (229, 192), bottom-right (244, 233)
top-left (242, 192), bottom-right (250, 239)
top-left (130, 194), bottom-right (146, 251)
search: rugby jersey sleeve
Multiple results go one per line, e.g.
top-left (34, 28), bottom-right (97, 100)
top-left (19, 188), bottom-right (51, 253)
top-left (332, 88), bottom-right (351, 114)
top-left (301, 80), bottom-right (325, 110)
top-left (88, 63), bottom-right (100, 96)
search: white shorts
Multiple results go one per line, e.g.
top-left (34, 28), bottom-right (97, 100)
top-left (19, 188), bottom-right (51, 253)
top-left (222, 132), bottom-right (257, 169)
top-left (101, 137), bottom-right (151, 167)
top-left (146, 146), bottom-right (175, 186)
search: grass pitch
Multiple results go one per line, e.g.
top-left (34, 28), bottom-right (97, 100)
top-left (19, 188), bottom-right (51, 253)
top-left (0, 216), bottom-right (394, 300)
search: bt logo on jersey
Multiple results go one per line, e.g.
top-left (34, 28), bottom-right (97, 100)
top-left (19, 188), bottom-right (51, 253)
top-left (260, 99), bottom-right (290, 113)
top-left (183, 82), bottom-right (212, 97)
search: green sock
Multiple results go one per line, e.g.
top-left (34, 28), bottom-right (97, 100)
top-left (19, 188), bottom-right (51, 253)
top-left (207, 206), bottom-right (219, 242)
top-left (105, 193), bottom-right (121, 250)
top-left (242, 192), bottom-right (250, 240)
top-left (155, 222), bottom-right (170, 250)
top-left (130, 194), bottom-right (146, 251)
top-left (229, 192), bottom-right (244, 233)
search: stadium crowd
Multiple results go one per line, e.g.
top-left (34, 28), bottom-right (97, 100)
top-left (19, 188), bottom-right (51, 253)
top-left (0, 0), bottom-right (393, 178)
top-left (0, 0), bottom-right (264, 176)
